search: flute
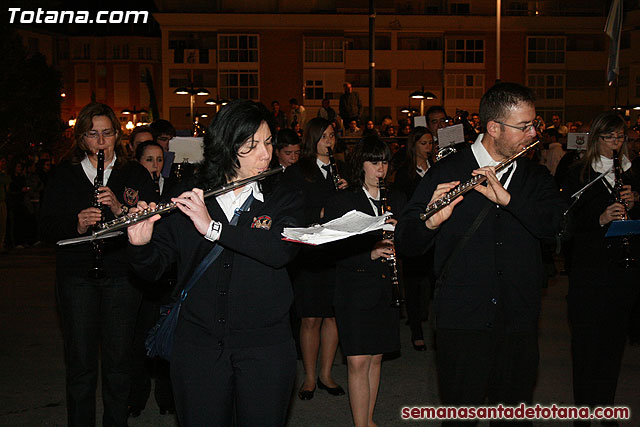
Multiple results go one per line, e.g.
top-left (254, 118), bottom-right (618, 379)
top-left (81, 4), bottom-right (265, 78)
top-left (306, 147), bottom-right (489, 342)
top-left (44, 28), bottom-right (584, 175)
top-left (57, 166), bottom-right (285, 245)
top-left (419, 140), bottom-right (539, 221)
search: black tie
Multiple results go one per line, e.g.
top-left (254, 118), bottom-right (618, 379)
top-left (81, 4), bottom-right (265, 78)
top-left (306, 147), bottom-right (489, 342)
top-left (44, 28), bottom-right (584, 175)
top-left (321, 164), bottom-right (332, 182)
top-left (499, 165), bottom-right (513, 186)
top-left (369, 197), bottom-right (381, 214)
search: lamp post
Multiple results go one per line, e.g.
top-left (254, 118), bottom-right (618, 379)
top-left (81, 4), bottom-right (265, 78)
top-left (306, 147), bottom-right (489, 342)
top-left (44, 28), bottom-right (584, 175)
top-left (175, 83), bottom-right (210, 125)
top-left (409, 88), bottom-right (437, 116)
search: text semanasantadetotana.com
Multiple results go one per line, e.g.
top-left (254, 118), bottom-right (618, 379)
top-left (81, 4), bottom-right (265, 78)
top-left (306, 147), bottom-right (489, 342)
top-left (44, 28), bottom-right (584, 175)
top-left (8, 8), bottom-right (149, 24)
top-left (401, 404), bottom-right (630, 421)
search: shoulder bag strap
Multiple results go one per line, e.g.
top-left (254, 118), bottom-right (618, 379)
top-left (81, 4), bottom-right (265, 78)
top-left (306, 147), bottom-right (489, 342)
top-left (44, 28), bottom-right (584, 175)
top-left (179, 193), bottom-right (255, 301)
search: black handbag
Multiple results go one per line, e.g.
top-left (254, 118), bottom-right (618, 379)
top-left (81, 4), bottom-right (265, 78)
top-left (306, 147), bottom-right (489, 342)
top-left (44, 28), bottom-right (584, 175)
top-left (145, 194), bottom-right (254, 361)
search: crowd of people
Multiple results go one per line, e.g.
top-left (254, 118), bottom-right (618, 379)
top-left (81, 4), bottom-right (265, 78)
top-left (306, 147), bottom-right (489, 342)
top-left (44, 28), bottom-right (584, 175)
top-left (3, 80), bottom-right (640, 427)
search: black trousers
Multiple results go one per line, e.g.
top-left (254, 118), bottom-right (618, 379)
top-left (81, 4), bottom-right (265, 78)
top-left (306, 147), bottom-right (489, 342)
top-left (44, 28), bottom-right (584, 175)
top-left (568, 285), bottom-right (640, 411)
top-left (436, 328), bottom-right (538, 427)
top-left (403, 273), bottom-right (429, 340)
top-left (56, 274), bottom-right (141, 427)
top-left (171, 337), bottom-right (296, 427)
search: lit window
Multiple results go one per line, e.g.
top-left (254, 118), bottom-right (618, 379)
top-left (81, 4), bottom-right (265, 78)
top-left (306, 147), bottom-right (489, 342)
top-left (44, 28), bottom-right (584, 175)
top-left (445, 74), bottom-right (484, 99)
top-left (218, 35), bottom-right (258, 63)
top-left (219, 70), bottom-right (259, 100)
top-left (446, 39), bottom-right (484, 64)
top-left (304, 38), bottom-right (344, 63)
top-left (527, 74), bottom-right (564, 99)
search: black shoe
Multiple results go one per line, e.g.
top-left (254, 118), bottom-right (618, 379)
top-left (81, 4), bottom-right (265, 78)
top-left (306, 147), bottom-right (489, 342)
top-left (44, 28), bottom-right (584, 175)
top-left (412, 341), bottom-right (427, 351)
top-left (128, 406), bottom-right (143, 418)
top-left (297, 386), bottom-right (316, 400)
top-left (317, 377), bottom-right (345, 396)
top-left (159, 407), bottom-right (176, 415)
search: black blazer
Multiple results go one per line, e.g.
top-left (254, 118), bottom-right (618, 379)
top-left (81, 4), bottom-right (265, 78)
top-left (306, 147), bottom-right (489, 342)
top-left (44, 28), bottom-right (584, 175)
top-left (324, 187), bottom-right (406, 309)
top-left (562, 162), bottom-right (640, 288)
top-left (40, 160), bottom-right (157, 277)
top-left (396, 147), bottom-right (565, 332)
top-left (128, 182), bottom-right (303, 349)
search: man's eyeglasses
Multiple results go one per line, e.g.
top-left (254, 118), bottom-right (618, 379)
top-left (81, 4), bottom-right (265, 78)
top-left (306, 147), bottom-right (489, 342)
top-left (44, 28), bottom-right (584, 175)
top-left (495, 120), bottom-right (539, 133)
top-left (600, 134), bottom-right (628, 143)
top-left (85, 129), bottom-right (116, 139)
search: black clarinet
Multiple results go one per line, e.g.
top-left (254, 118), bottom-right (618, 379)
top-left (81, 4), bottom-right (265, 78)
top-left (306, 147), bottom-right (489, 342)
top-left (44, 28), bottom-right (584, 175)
top-left (152, 171), bottom-right (161, 197)
top-left (88, 149), bottom-right (106, 279)
top-left (612, 149), bottom-right (635, 269)
top-left (379, 178), bottom-right (403, 307)
top-left (327, 147), bottom-right (342, 191)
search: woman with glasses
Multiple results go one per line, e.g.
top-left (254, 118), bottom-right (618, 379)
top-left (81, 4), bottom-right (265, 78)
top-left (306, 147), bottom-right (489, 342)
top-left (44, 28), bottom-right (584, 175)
top-left (562, 111), bottom-right (640, 424)
top-left (40, 103), bottom-right (158, 427)
top-left (283, 117), bottom-right (348, 401)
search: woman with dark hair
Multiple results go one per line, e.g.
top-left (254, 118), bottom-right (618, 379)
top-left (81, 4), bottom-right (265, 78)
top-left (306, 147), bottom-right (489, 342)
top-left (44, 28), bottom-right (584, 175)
top-left (128, 140), bottom-right (177, 418)
top-left (324, 136), bottom-right (404, 426)
top-left (284, 117), bottom-right (348, 400)
top-left (393, 126), bottom-right (434, 351)
top-left (127, 99), bottom-right (303, 426)
top-left (39, 102), bottom-right (157, 426)
top-left (562, 111), bottom-right (640, 424)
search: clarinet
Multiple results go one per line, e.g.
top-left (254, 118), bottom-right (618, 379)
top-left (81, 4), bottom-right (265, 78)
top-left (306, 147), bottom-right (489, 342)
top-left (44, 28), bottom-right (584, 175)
top-left (612, 149), bottom-right (635, 268)
top-left (88, 149), bottom-right (106, 279)
top-left (379, 178), bottom-right (403, 307)
top-left (327, 147), bottom-right (342, 191)
top-left (152, 171), bottom-right (161, 197)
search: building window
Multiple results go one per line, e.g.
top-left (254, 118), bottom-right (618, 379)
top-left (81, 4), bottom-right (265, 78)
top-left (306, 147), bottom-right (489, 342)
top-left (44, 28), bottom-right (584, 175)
top-left (82, 43), bottom-right (90, 59)
top-left (146, 48), bottom-right (152, 60)
top-left (505, 1), bottom-right (529, 16)
top-left (536, 108), bottom-right (564, 125)
top-left (193, 69), bottom-right (217, 88)
top-left (450, 3), bottom-right (470, 14)
top-left (218, 35), bottom-right (258, 63)
top-left (345, 69), bottom-right (391, 88)
top-left (304, 38), bottom-right (343, 63)
top-left (445, 74), bottom-right (484, 99)
top-left (138, 47), bottom-right (144, 59)
top-left (397, 34), bottom-right (442, 51)
top-left (169, 69), bottom-right (190, 88)
top-left (122, 45), bottom-right (129, 59)
top-left (527, 37), bottom-right (565, 64)
top-left (220, 70), bottom-right (259, 100)
top-left (528, 74), bottom-right (564, 99)
top-left (345, 34), bottom-right (391, 50)
top-left (446, 39), bottom-right (484, 64)
top-left (305, 80), bottom-right (324, 100)
top-left (113, 45), bottom-right (120, 59)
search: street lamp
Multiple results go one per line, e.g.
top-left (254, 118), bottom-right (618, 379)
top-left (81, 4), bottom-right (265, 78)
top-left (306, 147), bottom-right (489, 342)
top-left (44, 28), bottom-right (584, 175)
top-left (409, 88), bottom-right (437, 116)
top-left (121, 106), bottom-right (149, 128)
top-left (205, 97), bottom-right (229, 113)
top-left (175, 83), bottom-right (210, 123)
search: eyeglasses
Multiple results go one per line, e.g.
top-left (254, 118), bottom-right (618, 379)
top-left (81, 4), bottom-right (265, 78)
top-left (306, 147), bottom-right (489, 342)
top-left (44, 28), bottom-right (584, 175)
top-left (600, 134), bottom-right (628, 143)
top-left (495, 120), bottom-right (539, 133)
top-left (85, 129), bottom-right (116, 139)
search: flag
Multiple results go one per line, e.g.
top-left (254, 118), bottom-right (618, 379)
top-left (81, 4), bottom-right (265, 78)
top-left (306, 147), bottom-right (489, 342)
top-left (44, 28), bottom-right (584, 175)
top-left (604, 0), bottom-right (623, 86)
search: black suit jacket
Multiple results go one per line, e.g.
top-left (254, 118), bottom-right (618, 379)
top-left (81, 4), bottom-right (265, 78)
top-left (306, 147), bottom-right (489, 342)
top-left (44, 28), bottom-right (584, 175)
top-left (325, 187), bottom-right (406, 309)
top-left (128, 182), bottom-right (303, 349)
top-left (40, 160), bottom-right (157, 277)
top-left (396, 147), bottom-right (565, 332)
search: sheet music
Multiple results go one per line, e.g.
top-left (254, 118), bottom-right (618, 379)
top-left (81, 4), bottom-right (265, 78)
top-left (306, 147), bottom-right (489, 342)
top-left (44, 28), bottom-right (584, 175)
top-left (282, 210), bottom-right (392, 245)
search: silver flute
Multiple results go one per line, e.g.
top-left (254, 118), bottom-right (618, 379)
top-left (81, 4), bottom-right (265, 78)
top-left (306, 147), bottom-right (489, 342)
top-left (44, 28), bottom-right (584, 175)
top-left (419, 140), bottom-right (539, 221)
top-left (90, 165), bottom-right (284, 239)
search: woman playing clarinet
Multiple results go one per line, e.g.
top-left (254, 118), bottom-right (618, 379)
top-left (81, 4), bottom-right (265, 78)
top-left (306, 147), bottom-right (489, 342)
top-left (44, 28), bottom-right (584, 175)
top-left (324, 136), bottom-right (405, 427)
top-left (562, 111), bottom-right (640, 425)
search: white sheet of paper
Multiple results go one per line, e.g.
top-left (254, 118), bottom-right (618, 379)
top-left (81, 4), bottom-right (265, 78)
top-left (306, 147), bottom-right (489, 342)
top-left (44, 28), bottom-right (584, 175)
top-left (437, 124), bottom-right (465, 148)
top-left (413, 116), bottom-right (427, 128)
top-left (169, 137), bottom-right (204, 163)
top-left (282, 210), bottom-right (391, 245)
top-left (567, 133), bottom-right (589, 151)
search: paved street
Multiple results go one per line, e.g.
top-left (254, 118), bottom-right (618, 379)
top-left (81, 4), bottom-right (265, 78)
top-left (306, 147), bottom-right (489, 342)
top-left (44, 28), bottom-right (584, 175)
top-left (0, 247), bottom-right (638, 426)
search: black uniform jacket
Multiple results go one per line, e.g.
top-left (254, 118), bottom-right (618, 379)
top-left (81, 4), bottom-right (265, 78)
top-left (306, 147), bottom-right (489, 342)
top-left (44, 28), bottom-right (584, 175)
top-left (128, 182), bottom-right (304, 349)
top-left (395, 147), bottom-right (565, 332)
top-left (562, 163), bottom-right (640, 288)
top-left (40, 160), bottom-right (157, 277)
top-left (324, 187), bottom-right (406, 309)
